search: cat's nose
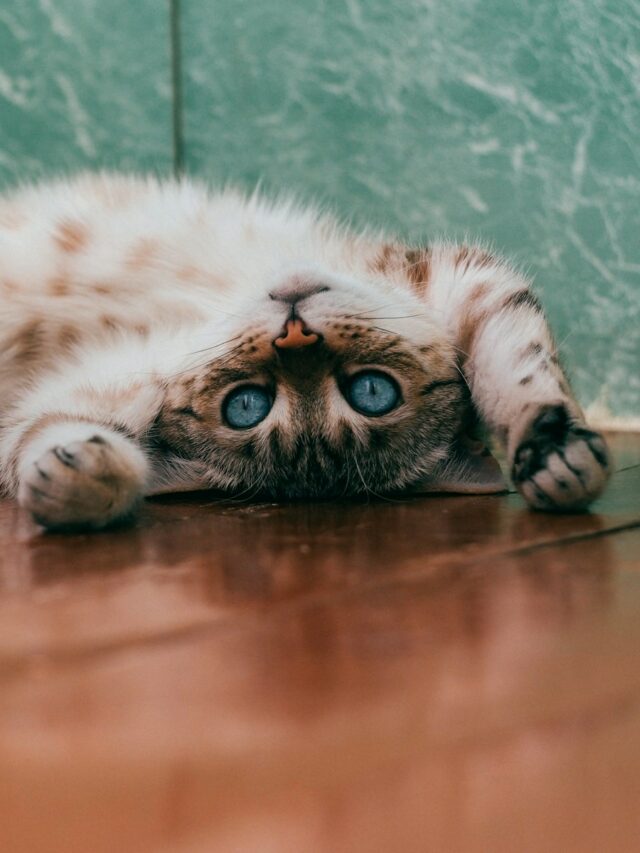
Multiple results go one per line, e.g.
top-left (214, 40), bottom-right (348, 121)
top-left (274, 318), bottom-right (320, 349)
top-left (269, 282), bottom-right (330, 305)
top-left (270, 281), bottom-right (327, 350)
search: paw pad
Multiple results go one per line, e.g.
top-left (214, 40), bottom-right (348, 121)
top-left (512, 404), bottom-right (610, 511)
top-left (18, 425), bottom-right (147, 529)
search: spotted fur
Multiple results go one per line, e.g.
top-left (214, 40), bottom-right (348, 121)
top-left (0, 173), bottom-right (610, 529)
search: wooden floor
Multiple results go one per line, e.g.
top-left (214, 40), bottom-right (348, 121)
top-left (0, 434), bottom-right (639, 853)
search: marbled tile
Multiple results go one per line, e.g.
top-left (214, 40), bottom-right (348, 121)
top-left (181, 0), bottom-right (640, 417)
top-left (0, 0), bottom-right (172, 185)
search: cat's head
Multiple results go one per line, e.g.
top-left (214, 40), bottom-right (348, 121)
top-left (155, 268), bottom-right (470, 498)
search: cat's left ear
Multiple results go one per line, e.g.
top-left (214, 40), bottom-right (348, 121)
top-left (410, 434), bottom-right (507, 495)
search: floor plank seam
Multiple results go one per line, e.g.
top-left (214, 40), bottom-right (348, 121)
top-left (491, 517), bottom-right (640, 556)
top-left (614, 462), bottom-right (640, 473)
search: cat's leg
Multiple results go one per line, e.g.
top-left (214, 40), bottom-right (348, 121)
top-left (1, 359), bottom-right (162, 529)
top-left (422, 244), bottom-right (611, 511)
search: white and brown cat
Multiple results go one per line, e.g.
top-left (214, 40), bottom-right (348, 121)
top-left (0, 173), bottom-right (610, 529)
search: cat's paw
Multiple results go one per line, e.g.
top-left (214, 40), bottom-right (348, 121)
top-left (511, 404), bottom-right (611, 512)
top-left (18, 422), bottom-right (147, 530)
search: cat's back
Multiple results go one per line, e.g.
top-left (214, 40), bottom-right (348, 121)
top-left (1, 173), bottom-right (241, 298)
top-left (1, 171), bottom-right (387, 358)
top-left (0, 172), bottom-right (378, 404)
top-left (0, 172), bottom-right (360, 302)
top-left (0, 174), bottom-right (232, 403)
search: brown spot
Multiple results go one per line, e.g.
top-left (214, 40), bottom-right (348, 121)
top-left (559, 379), bottom-right (570, 395)
top-left (502, 288), bottom-right (543, 314)
top-left (134, 324), bottom-right (150, 337)
top-left (57, 325), bottom-right (82, 348)
top-left (125, 237), bottom-right (160, 271)
top-left (2, 278), bottom-right (19, 294)
top-left (370, 243), bottom-right (433, 294)
top-left (100, 315), bottom-right (120, 332)
top-left (93, 282), bottom-right (115, 296)
top-left (405, 248), bottom-right (431, 294)
top-left (54, 219), bottom-right (89, 253)
top-left (475, 250), bottom-right (494, 269)
top-left (454, 245), bottom-right (495, 273)
top-left (0, 208), bottom-right (27, 230)
top-left (522, 342), bottom-right (544, 358)
top-left (176, 266), bottom-right (226, 289)
top-left (85, 382), bottom-right (142, 407)
top-left (519, 374), bottom-right (533, 385)
top-left (47, 276), bottom-right (70, 297)
top-left (455, 245), bottom-right (471, 267)
top-left (176, 266), bottom-right (198, 281)
top-left (176, 264), bottom-right (215, 287)
top-left (7, 319), bottom-right (45, 365)
top-left (371, 243), bottom-right (398, 275)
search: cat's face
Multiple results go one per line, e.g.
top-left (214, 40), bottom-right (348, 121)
top-left (156, 269), bottom-right (466, 498)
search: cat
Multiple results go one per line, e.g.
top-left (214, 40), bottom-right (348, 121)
top-left (0, 172), bottom-right (610, 530)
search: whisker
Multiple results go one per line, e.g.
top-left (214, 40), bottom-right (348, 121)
top-left (350, 303), bottom-right (429, 319)
top-left (353, 314), bottom-right (425, 321)
top-left (452, 361), bottom-right (471, 392)
top-left (556, 328), bottom-right (574, 349)
top-left (351, 454), bottom-right (371, 502)
top-left (370, 325), bottom-right (401, 337)
top-left (352, 453), bottom-right (404, 504)
top-left (169, 340), bottom-right (246, 377)
top-left (449, 342), bottom-right (471, 359)
top-left (341, 456), bottom-right (355, 497)
top-left (231, 470), bottom-right (269, 504)
top-left (187, 334), bottom-right (243, 357)
top-left (198, 468), bottom-right (268, 506)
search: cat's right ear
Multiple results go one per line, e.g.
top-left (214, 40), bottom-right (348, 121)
top-left (410, 435), bottom-right (507, 496)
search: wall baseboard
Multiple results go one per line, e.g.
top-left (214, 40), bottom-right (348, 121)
top-left (585, 401), bottom-right (640, 433)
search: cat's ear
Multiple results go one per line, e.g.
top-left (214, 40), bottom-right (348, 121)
top-left (410, 435), bottom-right (507, 495)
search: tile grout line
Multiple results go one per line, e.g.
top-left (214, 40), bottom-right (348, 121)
top-left (169, 0), bottom-right (185, 176)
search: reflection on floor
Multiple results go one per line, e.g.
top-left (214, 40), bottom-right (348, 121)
top-left (0, 433), bottom-right (639, 853)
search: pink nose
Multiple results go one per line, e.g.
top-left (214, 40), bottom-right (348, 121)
top-left (274, 319), bottom-right (319, 349)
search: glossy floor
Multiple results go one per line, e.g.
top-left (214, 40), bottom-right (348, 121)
top-left (1, 434), bottom-right (639, 853)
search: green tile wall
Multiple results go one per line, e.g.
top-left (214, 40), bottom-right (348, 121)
top-left (0, 1), bottom-right (172, 180)
top-left (1, 1), bottom-right (638, 417)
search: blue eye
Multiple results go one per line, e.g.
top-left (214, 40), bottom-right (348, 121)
top-left (223, 386), bottom-right (272, 429)
top-left (346, 371), bottom-right (400, 416)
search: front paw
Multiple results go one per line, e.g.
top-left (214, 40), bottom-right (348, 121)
top-left (511, 404), bottom-right (611, 511)
top-left (18, 423), bottom-right (147, 530)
